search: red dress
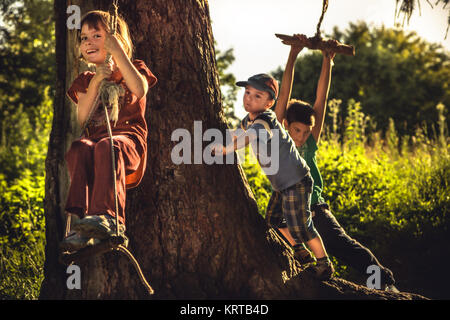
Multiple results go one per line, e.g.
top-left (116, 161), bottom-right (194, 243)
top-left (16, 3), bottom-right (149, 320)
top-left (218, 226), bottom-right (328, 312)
top-left (65, 60), bottom-right (157, 225)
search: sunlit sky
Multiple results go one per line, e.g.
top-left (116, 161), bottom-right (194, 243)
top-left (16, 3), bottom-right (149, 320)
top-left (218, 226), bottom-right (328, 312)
top-left (209, 0), bottom-right (450, 117)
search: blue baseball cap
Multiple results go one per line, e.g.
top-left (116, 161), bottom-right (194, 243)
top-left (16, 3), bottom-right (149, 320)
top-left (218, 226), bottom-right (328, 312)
top-left (236, 73), bottom-right (279, 100)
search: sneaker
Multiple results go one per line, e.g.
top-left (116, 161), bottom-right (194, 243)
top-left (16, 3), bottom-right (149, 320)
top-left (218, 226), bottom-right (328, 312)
top-left (73, 214), bottom-right (125, 240)
top-left (305, 257), bottom-right (334, 280)
top-left (60, 231), bottom-right (100, 252)
top-left (294, 246), bottom-right (316, 265)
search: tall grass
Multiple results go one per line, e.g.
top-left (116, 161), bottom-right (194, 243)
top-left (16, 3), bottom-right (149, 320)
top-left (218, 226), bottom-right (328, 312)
top-left (0, 89), bottom-right (50, 300)
top-left (0, 173), bottom-right (46, 300)
top-left (0, 243), bottom-right (45, 299)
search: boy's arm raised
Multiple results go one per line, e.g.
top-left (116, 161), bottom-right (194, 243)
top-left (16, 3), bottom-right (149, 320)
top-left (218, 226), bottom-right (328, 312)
top-left (312, 47), bottom-right (335, 143)
top-left (275, 34), bottom-right (307, 123)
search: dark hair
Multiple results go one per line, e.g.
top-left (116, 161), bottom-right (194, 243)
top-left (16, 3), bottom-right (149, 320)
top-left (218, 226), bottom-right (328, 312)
top-left (285, 99), bottom-right (316, 126)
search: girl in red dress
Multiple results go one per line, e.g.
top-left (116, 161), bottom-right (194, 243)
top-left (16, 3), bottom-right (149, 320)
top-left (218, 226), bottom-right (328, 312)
top-left (61, 10), bottom-right (157, 251)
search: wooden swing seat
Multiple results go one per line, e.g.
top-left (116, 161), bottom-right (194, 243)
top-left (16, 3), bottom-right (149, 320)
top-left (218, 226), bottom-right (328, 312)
top-left (59, 235), bottom-right (127, 266)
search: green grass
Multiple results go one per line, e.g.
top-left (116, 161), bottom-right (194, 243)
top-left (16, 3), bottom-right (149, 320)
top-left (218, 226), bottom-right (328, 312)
top-left (0, 242), bottom-right (45, 300)
top-left (0, 172), bottom-right (46, 300)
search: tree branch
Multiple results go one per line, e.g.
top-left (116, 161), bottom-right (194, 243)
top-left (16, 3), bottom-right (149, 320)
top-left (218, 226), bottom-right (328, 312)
top-left (275, 34), bottom-right (355, 56)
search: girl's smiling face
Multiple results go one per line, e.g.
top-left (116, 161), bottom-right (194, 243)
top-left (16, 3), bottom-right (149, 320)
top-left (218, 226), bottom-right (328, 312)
top-left (80, 23), bottom-right (108, 65)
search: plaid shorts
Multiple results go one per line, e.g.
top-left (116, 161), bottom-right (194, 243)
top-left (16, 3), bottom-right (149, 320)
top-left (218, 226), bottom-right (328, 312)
top-left (266, 174), bottom-right (318, 243)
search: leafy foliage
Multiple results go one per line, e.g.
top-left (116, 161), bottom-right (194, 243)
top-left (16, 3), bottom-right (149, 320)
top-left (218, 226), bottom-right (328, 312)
top-left (0, 0), bottom-right (53, 300)
top-left (0, 0), bottom-right (54, 181)
top-left (396, 0), bottom-right (450, 36)
top-left (240, 148), bottom-right (272, 216)
top-left (0, 237), bottom-right (44, 299)
top-left (272, 21), bottom-right (450, 136)
top-left (216, 46), bottom-right (240, 127)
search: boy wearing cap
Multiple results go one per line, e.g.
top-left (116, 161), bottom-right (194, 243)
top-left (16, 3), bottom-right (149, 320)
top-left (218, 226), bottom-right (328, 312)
top-left (213, 73), bottom-right (334, 280)
top-left (268, 35), bottom-right (398, 291)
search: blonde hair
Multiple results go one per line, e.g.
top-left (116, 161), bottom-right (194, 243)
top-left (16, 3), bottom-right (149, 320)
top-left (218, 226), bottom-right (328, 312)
top-left (77, 10), bottom-right (133, 60)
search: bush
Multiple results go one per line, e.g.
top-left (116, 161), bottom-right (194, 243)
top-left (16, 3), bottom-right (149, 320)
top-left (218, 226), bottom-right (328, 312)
top-left (0, 88), bottom-right (51, 300)
top-left (0, 171), bottom-right (46, 300)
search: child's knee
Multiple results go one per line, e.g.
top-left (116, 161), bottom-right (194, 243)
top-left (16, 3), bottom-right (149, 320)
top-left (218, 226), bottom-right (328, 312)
top-left (65, 139), bottom-right (95, 163)
top-left (94, 137), bottom-right (120, 157)
top-left (70, 139), bottom-right (95, 153)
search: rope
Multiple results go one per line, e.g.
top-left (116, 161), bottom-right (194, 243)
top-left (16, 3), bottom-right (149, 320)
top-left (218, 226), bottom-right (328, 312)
top-left (100, 0), bottom-right (120, 237)
top-left (110, 0), bottom-right (120, 238)
top-left (64, 214), bottom-right (71, 238)
top-left (105, 1), bottom-right (154, 296)
top-left (117, 245), bottom-right (155, 295)
top-left (101, 0), bottom-right (154, 295)
top-left (102, 101), bottom-right (120, 238)
top-left (60, 237), bottom-right (155, 295)
top-left (315, 0), bottom-right (329, 38)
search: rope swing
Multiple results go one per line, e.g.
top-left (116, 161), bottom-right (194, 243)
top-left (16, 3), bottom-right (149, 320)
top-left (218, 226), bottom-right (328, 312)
top-left (275, 0), bottom-right (355, 56)
top-left (61, 0), bottom-right (154, 296)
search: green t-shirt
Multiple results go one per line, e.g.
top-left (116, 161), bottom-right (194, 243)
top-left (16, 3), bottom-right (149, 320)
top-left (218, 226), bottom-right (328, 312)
top-left (296, 135), bottom-right (325, 205)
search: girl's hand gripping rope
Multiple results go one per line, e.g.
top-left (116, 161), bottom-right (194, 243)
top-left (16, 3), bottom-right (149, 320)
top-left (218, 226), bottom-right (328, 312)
top-left (104, 33), bottom-right (123, 60)
top-left (92, 62), bottom-right (113, 85)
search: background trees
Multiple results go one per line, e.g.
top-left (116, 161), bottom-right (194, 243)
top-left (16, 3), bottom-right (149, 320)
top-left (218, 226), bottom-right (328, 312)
top-left (0, 0), bottom-right (53, 299)
top-left (0, 0), bottom-right (54, 180)
top-left (272, 21), bottom-right (450, 137)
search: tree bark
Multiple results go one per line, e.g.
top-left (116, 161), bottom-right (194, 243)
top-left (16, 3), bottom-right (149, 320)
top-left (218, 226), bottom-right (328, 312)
top-left (40, 0), bottom-right (425, 300)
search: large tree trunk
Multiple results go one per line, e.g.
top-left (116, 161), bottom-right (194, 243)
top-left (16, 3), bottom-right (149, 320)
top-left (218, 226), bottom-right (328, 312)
top-left (40, 0), bottom-right (425, 300)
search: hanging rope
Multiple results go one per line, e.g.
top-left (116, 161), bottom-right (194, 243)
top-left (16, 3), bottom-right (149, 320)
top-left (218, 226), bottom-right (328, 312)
top-left (315, 0), bottom-right (329, 38)
top-left (98, 0), bottom-right (121, 239)
top-left (60, 237), bottom-right (155, 295)
top-left (103, 93), bottom-right (120, 238)
top-left (101, 1), bottom-right (153, 294)
top-left (103, 0), bottom-right (123, 128)
top-left (117, 245), bottom-right (155, 295)
top-left (275, 0), bottom-right (355, 56)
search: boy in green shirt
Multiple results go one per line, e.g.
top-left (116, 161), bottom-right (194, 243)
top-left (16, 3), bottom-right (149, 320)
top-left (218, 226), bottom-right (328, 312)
top-left (267, 34), bottom-right (397, 290)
